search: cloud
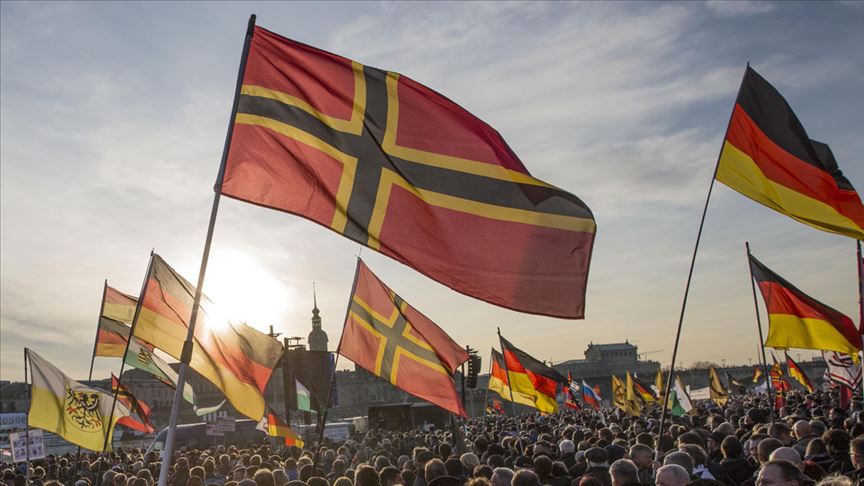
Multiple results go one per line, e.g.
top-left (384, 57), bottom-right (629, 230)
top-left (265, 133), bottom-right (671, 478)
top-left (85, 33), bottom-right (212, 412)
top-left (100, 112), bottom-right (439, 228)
top-left (705, 1), bottom-right (775, 17)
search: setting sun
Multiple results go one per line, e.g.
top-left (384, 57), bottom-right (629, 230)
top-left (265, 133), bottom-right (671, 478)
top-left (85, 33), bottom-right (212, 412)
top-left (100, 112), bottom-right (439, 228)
top-left (202, 248), bottom-right (294, 333)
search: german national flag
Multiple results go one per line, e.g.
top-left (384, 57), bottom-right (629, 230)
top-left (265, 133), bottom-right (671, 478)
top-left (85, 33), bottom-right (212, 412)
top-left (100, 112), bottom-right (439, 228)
top-left (221, 22), bottom-right (596, 319)
top-left (94, 286), bottom-right (140, 357)
top-left (488, 349), bottom-right (535, 408)
top-left (338, 259), bottom-right (468, 416)
top-left (631, 374), bottom-right (657, 402)
top-left (785, 353), bottom-right (815, 393)
top-left (499, 336), bottom-right (565, 414)
top-left (131, 254), bottom-right (284, 420)
top-left (749, 253), bottom-right (859, 357)
top-left (716, 66), bottom-right (864, 240)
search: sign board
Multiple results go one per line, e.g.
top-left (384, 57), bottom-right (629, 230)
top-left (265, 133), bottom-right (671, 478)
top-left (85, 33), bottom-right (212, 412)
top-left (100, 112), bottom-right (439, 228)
top-left (205, 423), bottom-right (223, 437)
top-left (215, 417), bottom-right (235, 433)
top-left (0, 414), bottom-right (27, 432)
top-left (9, 430), bottom-right (44, 463)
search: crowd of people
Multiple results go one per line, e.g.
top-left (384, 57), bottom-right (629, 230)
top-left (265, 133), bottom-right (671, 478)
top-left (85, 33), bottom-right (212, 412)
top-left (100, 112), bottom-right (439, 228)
top-left (3, 389), bottom-right (864, 486)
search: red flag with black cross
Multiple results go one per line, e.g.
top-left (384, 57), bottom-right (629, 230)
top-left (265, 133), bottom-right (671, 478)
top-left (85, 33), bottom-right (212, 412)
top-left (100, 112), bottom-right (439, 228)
top-left (337, 259), bottom-right (469, 416)
top-left (220, 23), bottom-right (596, 319)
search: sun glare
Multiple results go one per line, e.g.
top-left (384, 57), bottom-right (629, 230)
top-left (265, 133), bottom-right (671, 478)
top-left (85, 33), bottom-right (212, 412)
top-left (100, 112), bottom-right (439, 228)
top-left (202, 249), bottom-right (292, 333)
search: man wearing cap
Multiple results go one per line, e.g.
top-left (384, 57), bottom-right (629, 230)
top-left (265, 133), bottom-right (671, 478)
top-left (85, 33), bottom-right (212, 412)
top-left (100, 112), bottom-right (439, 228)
top-left (575, 448), bottom-right (611, 486)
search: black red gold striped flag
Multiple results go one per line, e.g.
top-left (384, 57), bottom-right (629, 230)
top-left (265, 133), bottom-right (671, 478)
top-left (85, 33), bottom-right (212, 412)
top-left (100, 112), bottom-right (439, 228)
top-left (488, 349), bottom-right (535, 408)
top-left (499, 336), bottom-right (565, 414)
top-left (220, 24), bottom-right (596, 319)
top-left (749, 253), bottom-right (859, 357)
top-left (785, 353), bottom-right (814, 393)
top-left (338, 259), bottom-right (468, 416)
top-left (131, 254), bottom-right (284, 420)
top-left (94, 286), bottom-right (140, 358)
top-left (716, 66), bottom-right (864, 240)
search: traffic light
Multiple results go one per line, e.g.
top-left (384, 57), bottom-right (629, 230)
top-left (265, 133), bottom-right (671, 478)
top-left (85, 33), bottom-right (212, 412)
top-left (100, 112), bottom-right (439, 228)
top-left (466, 351), bottom-right (481, 389)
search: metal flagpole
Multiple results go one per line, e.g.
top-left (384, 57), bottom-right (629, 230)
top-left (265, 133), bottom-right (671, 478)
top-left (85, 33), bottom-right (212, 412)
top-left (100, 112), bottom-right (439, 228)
top-left (857, 241), bottom-right (863, 400)
top-left (746, 242), bottom-right (776, 423)
top-left (481, 349), bottom-right (493, 429)
top-left (24, 348), bottom-right (30, 482)
top-left (157, 14), bottom-right (258, 486)
top-left (497, 329), bottom-right (525, 454)
top-left (76, 280), bottom-right (109, 480)
top-left (96, 254), bottom-right (155, 486)
top-left (655, 64), bottom-right (750, 460)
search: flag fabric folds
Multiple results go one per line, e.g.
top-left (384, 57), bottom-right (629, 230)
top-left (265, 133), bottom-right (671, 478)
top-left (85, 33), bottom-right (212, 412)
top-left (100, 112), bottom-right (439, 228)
top-left (708, 367), bottom-right (728, 406)
top-left (94, 286), bottom-right (140, 357)
top-left (716, 66), bottom-right (864, 240)
top-left (581, 380), bottom-right (601, 410)
top-left (131, 254), bottom-right (284, 420)
top-left (822, 352), bottom-right (861, 392)
top-left (220, 25), bottom-right (597, 319)
top-left (488, 349), bottom-right (535, 408)
top-left (725, 371), bottom-right (746, 395)
top-left (295, 379), bottom-right (315, 413)
top-left (667, 378), bottom-right (693, 417)
top-left (655, 370), bottom-right (665, 399)
top-left (338, 259), bottom-right (468, 416)
top-left (749, 253), bottom-right (860, 357)
top-left (752, 366), bottom-right (763, 383)
top-left (564, 372), bottom-right (581, 411)
top-left (111, 375), bottom-right (154, 434)
top-left (612, 375), bottom-right (640, 416)
top-left (256, 409), bottom-right (304, 448)
top-left (499, 336), bottom-right (565, 414)
top-left (631, 374), bottom-right (657, 402)
top-left (27, 349), bottom-right (130, 451)
top-left (785, 353), bottom-right (814, 393)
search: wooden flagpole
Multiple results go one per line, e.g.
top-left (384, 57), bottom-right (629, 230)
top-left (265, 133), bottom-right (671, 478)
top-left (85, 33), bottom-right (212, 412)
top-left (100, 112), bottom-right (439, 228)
top-left (655, 64), bottom-right (750, 461)
top-left (156, 14), bottom-right (257, 486)
top-left (745, 242), bottom-right (776, 423)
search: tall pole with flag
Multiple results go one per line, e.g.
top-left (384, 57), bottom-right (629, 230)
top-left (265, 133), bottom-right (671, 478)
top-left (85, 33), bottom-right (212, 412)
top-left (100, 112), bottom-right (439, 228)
top-left (858, 241), bottom-right (863, 399)
top-left (156, 14), bottom-right (257, 486)
top-left (745, 242), bottom-right (775, 422)
top-left (656, 64), bottom-right (750, 457)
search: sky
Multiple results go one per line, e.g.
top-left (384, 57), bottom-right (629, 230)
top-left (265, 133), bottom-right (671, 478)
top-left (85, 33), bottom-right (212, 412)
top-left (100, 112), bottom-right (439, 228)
top-left (2, 1), bottom-right (863, 382)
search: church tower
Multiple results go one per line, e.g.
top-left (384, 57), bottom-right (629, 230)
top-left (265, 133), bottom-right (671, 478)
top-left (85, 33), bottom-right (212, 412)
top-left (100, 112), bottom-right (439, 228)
top-left (307, 283), bottom-right (329, 352)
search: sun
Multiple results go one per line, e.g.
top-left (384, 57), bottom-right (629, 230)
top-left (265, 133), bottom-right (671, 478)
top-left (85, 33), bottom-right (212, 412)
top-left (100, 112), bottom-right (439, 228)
top-left (201, 249), bottom-right (292, 333)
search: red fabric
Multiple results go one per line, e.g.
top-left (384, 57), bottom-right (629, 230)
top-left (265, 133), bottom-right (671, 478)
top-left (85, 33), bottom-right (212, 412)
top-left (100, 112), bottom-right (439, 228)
top-left (757, 281), bottom-right (858, 347)
top-left (726, 105), bottom-right (864, 227)
top-left (338, 260), bottom-right (467, 416)
top-left (222, 26), bottom-right (595, 319)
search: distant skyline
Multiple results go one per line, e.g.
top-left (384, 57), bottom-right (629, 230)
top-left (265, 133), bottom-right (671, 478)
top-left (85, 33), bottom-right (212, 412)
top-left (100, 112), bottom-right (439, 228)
top-left (2, 1), bottom-right (862, 382)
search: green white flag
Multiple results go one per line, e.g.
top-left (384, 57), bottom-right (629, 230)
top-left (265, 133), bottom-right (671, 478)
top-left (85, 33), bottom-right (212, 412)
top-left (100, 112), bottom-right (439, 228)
top-left (296, 379), bottom-right (314, 413)
top-left (668, 378), bottom-right (693, 417)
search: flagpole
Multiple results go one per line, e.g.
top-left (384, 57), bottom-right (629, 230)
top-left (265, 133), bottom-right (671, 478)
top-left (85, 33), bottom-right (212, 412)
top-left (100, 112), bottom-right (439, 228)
top-left (96, 253), bottom-right (155, 486)
top-left (314, 257), bottom-right (361, 469)
top-left (745, 242), bottom-right (775, 423)
top-left (76, 280), bottom-right (108, 480)
top-left (497, 329), bottom-right (524, 454)
top-left (481, 349), bottom-right (493, 429)
top-left (857, 240), bottom-right (863, 400)
top-left (24, 348), bottom-right (30, 481)
top-left (156, 14), bottom-right (256, 486)
top-left (656, 64), bottom-right (750, 456)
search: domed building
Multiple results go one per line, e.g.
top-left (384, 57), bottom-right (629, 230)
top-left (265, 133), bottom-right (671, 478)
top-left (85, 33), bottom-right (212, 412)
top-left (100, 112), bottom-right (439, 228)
top-left (308, 286), bottom-right (328, 352)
